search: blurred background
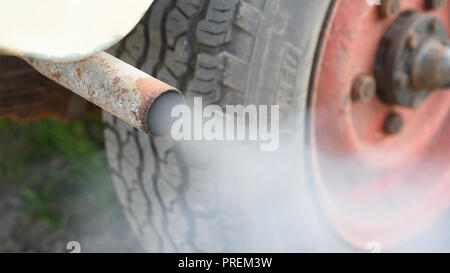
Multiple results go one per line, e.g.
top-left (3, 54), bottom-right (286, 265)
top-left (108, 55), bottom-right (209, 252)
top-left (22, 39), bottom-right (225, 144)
top-left (0, 114), bottom-right (142, 252)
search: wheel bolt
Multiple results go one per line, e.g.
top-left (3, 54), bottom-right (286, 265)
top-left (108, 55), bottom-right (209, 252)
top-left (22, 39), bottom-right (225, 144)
top-left (426, 0), bottom-right (448, 10)
top-left (429, 19), bottom-right (439, 32)
top-left (384, 112), bottom-right (404, 135)
top-left (407, 32), bottom-right (419, 49)
top-left (379, 0), bottom-right (401, 19)
top-left (352, 75), bottom-right (376, 102)
top-left (394, 72), bottom-right (409, 89)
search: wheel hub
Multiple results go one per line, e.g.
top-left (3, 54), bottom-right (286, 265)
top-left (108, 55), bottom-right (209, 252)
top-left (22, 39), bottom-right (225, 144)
top-left (375, 11), bottom-right (450, 108)
top-left (309, 0), bottom-right (450, 249)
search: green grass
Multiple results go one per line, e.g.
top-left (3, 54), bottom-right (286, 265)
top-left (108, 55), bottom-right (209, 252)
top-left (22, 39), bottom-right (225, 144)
top-left (0, 114), bottom-right (122, 229)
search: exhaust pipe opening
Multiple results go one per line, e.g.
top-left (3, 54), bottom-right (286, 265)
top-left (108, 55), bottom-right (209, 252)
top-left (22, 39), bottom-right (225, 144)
top-left (145, 90), bottom-right (184, 137)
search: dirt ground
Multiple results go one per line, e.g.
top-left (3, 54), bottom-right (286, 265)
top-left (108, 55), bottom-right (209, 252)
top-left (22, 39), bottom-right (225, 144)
top-left (0, 114), bottom-right (143, 253)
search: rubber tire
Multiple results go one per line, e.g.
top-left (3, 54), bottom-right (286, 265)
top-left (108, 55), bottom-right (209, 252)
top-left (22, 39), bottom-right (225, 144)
top-left (103, 0), bottom-right (345, 252)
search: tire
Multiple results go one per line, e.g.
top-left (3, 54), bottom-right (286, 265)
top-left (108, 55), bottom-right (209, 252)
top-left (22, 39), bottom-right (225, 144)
top-left (103, 0), bottom-right (344, 252)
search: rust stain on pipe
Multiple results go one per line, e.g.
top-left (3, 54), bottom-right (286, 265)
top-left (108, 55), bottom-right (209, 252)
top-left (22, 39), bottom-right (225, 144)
top-left (25, 51), bottom-right (183, 136)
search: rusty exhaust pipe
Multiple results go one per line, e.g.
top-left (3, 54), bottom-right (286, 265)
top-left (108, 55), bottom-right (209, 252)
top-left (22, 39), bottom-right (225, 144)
top-left (26, 51), bottom-right (184, 136)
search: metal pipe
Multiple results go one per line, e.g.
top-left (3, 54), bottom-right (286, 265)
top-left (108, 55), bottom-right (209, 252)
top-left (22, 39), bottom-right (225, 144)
top-left (26, 51), bottom-right (184, 136)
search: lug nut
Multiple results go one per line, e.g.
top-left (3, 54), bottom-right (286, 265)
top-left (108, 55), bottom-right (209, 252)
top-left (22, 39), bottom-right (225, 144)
top-left (407, 32), bottom-right (419, 49)
top-left (394, 72), bottom-right (409, 89)
top-left (379, 0), bottom-right (401, 19)
top-left (429, 19), bottom-right (439, 33)
top-left (352, 75), bottom-right (376, 102)
top-left (383, 112), bottom-right (404, 135)
top-left (426, 0), bottom-right (447, 10)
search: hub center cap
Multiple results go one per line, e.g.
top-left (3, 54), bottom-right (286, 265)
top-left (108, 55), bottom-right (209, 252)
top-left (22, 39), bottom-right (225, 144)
top-left (375, 11), bottom-right (450, 108)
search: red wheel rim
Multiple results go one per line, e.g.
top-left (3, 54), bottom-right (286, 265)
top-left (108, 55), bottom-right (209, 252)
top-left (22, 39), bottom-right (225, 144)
top-left (310, 0), bottom-right (450, 249)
